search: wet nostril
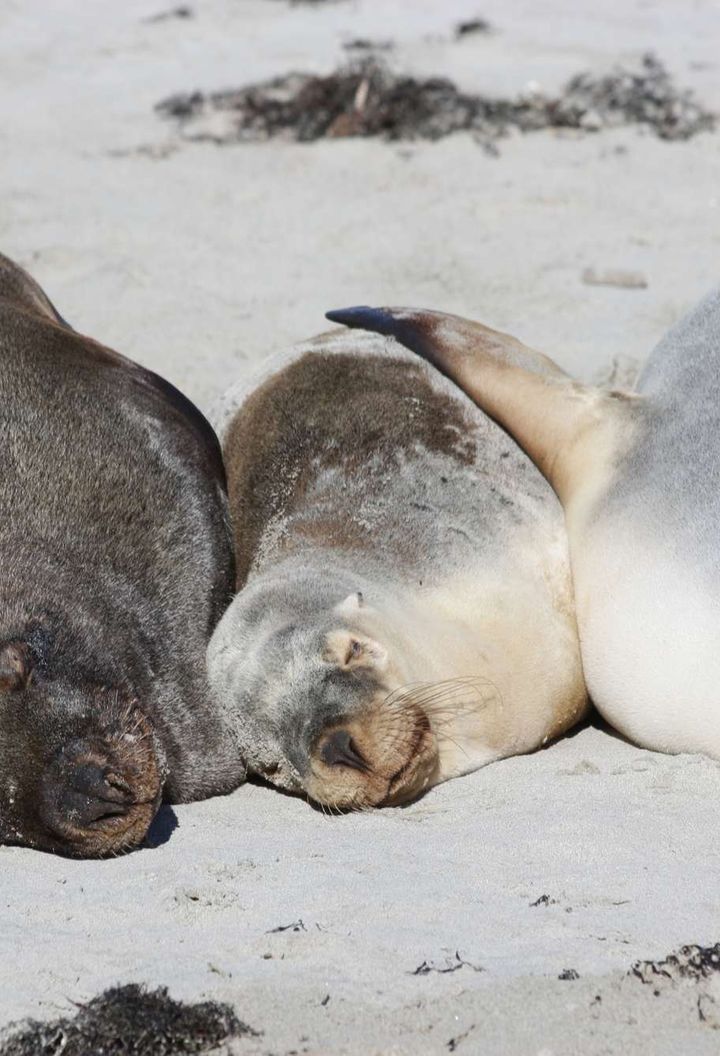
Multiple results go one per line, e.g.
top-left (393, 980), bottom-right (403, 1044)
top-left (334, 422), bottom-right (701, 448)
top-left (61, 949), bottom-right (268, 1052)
top-left (104, 772), bottom-right (134, 799)
top-left (320, 730), bottom-right (370, 773)
top-left (40, 763), bottom-right (138, 839)
top-left (69, 764), bottom-right (135, 807)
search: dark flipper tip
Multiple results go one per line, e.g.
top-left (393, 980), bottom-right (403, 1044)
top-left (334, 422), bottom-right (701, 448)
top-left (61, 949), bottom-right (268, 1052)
top-left (325, 306), bottom-right (396, 335)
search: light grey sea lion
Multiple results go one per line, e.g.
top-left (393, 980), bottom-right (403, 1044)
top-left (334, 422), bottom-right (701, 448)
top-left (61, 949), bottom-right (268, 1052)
top-left (207, 328), bottom-right (587, 809)
top-left (327, 296), bottom-right (720, 761)
top-left (0, 253), bottom-right (245, 857)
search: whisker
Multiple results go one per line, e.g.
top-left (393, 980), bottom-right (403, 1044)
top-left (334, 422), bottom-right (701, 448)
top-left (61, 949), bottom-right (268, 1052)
top-left (381, 676), bottom-right (503, 726)
top-left (436, 730), bottom-right (469, 759)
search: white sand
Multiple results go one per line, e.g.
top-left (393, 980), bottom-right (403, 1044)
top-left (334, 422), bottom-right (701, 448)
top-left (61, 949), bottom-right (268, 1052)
top-left (1, 0), bottom-right (720, 1052)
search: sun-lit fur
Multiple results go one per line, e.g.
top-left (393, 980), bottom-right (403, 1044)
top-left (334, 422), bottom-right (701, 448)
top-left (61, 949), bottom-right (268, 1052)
top-left (335, 295), bottom-right (720, 762)
top-left (208, 329), bottom-right (587, 808)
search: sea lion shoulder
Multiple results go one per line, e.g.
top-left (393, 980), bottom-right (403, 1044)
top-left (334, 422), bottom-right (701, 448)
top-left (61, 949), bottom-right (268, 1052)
top-left (0, 252), bottom-right (225, 487)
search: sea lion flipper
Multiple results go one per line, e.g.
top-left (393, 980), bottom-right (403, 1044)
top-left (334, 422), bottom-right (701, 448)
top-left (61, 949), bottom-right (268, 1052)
top-left (326, 305), bottom-right (631, 501)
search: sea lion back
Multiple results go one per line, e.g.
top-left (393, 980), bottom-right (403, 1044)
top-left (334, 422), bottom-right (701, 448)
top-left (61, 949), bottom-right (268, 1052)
top-left (604, 288), bottom-right (720, 580)
top-left (218, 328), bottom-right (561, 591)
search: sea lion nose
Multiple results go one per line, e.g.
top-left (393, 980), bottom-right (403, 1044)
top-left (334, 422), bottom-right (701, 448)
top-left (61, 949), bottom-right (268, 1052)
top-left (320, 729), bottom-right (370, 772)
top-left (60, 763), bottom-right (135, 825)
top-left (36, 733), bottom-right (161, 855)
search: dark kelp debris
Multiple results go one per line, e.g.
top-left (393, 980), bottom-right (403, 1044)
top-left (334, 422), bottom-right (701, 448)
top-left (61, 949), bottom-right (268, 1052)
top-left (447, 1024), bottom-right (476, 1051)
top-left (455, 18), bottom-right (492, 37)
top-left (266, 918), bottom-right (307, 933)
top-left (0, 984), bottom-right (255, 1056)
top-left (343, 38), bottom-right (394, 54)
top-left (530, 893), bottom-right (558, 907)
top-left (411, 951), bottom-right (483, 976)
top-left (144, 5), bottom-right (193, 22)
top-left (156, 53), bottom-right (715, 149)
top-left (631, 944), bottom-right (720, 986)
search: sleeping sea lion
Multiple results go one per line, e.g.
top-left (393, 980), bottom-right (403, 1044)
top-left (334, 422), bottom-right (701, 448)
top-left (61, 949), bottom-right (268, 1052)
top-left (0, 253), bottom-right (244, 856)
top-left (327, 297), bottom-right (720, 761)
top-left (207, 328), bottom-right (587, 809)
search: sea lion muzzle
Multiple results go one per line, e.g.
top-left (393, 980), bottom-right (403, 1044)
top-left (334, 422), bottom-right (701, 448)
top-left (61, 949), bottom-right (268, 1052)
top-left (37, 721), bottom-right (162, 858)
top-left (307, 701), bottom-right (438, 810)
top-left (0, 676), bottom-right (163, 858)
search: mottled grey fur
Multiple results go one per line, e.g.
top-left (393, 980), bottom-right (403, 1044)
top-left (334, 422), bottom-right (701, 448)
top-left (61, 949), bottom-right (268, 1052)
top-left (606, 289), bottom-right (720, 572)
top-left (0, 253), bottom-right (244, 853)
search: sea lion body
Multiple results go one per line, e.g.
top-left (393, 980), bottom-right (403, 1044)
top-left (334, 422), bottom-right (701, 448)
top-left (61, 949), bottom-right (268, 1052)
top-left (208, 329), bottom-right (586, 808)
top-left (571, 290), bottom-right (720, 755)
top-left (0, 253), bottom-right (244, 856)
top-left (329, 293), bottom-right (720, 760)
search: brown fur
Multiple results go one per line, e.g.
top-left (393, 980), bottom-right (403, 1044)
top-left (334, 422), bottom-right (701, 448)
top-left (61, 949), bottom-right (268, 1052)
top-left (306, 696), bottom-right (438, 809)
top-left (209, 327), bottom-right (586, 810)
top-left (224, 351), bottom-right (477, 586)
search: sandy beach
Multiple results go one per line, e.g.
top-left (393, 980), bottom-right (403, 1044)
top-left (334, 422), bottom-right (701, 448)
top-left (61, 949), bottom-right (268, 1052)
top-left (1, 0), bottom-right (720, 1052)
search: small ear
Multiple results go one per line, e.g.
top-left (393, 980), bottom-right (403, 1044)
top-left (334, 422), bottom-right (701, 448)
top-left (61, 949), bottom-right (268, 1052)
top-left (324, 631), bottom-right (388, 673)
top-left (335, 591), bottom-right (364, 618)
top-left (0, 642), bottom-right (32, 692)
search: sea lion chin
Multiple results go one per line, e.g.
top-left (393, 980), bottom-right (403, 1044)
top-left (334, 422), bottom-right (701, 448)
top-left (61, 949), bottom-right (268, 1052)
top-left (208, 326), bottom-right (588, 811)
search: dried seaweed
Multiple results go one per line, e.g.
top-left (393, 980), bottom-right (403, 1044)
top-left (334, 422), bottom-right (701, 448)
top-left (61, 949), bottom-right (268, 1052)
top-left (455, 18), bottom-right (492, 38)
top-left (144, 5), bottom-right (193, 22)
top-left (156, 53), bottom-right (715, 150)
top-left (0, 984), bottom-right (255, 1056)
top-left (558, 968), bottom-right (580, 980)
top-left (631, 943), bottom-right (720, 986)
top-left (410, 951), bottom-right (483, 975)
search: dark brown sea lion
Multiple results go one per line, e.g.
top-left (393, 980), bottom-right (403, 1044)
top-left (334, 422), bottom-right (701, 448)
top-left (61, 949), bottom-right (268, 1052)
top-left (0, 253), bottom-right (244, 856)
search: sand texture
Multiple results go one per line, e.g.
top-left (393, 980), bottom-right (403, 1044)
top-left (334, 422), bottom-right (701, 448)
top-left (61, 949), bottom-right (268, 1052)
top-left (1, 0), bottom-right (720, 1052)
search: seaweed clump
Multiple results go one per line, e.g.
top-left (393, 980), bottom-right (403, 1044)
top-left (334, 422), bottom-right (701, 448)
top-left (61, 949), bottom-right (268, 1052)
top-left (0, 984), bottom-right (255, 1056)
top-left (631, 943), bottom-right (720, 986)
top-left (156, 53), bottom-right (715, 149)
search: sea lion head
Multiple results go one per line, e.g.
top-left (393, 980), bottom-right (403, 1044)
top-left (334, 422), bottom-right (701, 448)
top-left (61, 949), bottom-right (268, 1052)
top-left (209, 588), bottom-right (440, 810)
top-left (0, 638), bottom-right (163, 857)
